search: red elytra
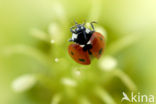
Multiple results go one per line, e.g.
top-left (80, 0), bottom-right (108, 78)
top-left (68, 32), bottom-right (105, 65)
top-left (68, 44), bottom-right (90, 65)
top-left (90, 32), bottom-right (105, 59)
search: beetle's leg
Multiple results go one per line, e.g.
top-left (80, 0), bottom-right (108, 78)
top-left (68, 38), bottom-right (73, 42)
top-left (70, 28), bottom-right (75, 33)
top-left (83, 44), bottom-right (92, 51)
top-left (70, 26), bottom-right (76, 33)
top-left (90, 21), bottom-right (97, 31)
top-left (83, 30), bottom-right (87, 40)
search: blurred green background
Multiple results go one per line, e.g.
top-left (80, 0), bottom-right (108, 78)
top-left (0, 0), bottom-right (156, 104)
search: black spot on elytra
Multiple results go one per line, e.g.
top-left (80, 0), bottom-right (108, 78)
top-left (99, 37), bottom-right (103, 41)
top-left (99, 48), bottom-right (103, 55)
top-left (79, 59), bottom-right (85, 62)
top-left (71, 51), bottom-right (74, 55)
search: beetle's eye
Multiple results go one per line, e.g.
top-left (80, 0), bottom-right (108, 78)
top-left (76, 28), bottom-right (79, 31)
top-left (86, 29), bottom-right (90, 34)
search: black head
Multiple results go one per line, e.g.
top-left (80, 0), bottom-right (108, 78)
top-left (70, 21), bottom-right (86, 34)
top-left (69, 21), bottom-right (95, 45)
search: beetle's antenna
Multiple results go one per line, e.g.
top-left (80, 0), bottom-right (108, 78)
top-left (74, 19), bottom-right (78, 26)
top-left (83, 20), bottom-right (86, 26)
top-left (90, 21), bottom-right (97, 31)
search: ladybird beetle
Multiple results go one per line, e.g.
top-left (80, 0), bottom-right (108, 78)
top-left (68, 21), bottom-right (105, 65)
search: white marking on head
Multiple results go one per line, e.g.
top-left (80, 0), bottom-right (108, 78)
top-left (80, 45), bottom-right (85, 47)
top-left (87, 40), bottom-right (91, 44)
top-left (81, 27), bottom-right (84, 29)
top-left (76, 28), bottom-right (79, 31)
top-left (72, 33), bottom-right (78, 40)
top-left (86, 29), bottom-right (90, 34)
